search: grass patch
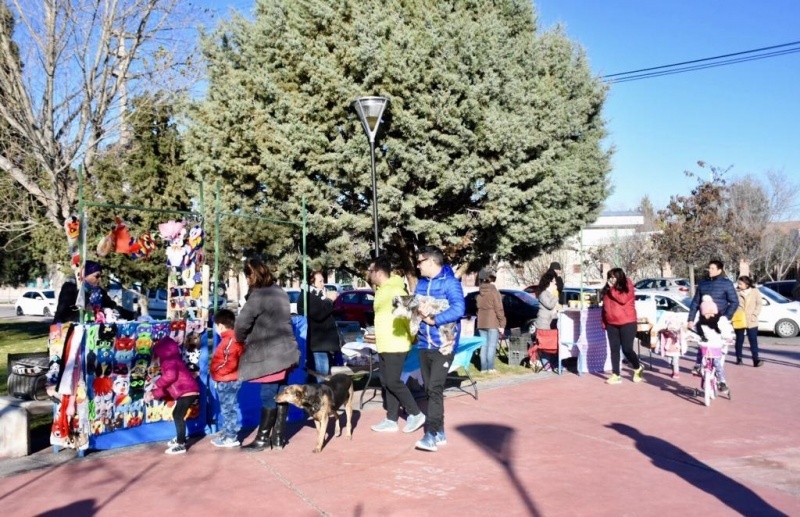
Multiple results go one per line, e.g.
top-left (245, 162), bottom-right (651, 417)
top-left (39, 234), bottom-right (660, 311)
top-left (0, 319), bottom-right (51, 395)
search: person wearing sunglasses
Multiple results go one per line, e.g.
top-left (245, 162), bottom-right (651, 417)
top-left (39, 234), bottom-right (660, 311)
top-left (413, 246), bottom-right (465, 452)
top-left (53, 260), bottom-right (136, 323)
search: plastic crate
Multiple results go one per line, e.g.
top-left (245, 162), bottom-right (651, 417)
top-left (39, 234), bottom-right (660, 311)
top-left (507, 335), bottom-right (529, 366)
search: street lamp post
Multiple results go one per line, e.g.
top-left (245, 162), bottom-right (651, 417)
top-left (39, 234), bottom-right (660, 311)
top-left (352, 96), bottom-right (388, 257)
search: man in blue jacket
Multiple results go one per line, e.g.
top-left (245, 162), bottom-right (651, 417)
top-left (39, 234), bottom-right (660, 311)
top-left (687, 259), bottom-right (738, 374)
top-left (413, 246), bottom-right (465, 452)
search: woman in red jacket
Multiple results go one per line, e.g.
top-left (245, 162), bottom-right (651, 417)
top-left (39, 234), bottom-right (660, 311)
top-left (601, 268), bottom-right (644, 385)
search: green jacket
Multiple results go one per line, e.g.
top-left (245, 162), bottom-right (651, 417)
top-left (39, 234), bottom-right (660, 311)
top-left (374, 275), bottom-right (413, 353)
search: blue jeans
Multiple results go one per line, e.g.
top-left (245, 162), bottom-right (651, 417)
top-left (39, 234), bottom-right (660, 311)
top-left (478, 328), bottom-right (499, 371)
top-left (215, 380), bottom-right (242, 438)
top-left (734, 327), bottom-right (760, 361)
top-left (258, 382), bottom-right (281, 409)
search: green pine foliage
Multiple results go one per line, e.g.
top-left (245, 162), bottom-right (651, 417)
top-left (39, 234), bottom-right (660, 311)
top-left (186, 0), bottom-right (610, 274)
top-left (89, 95), bottom-right (197, 289)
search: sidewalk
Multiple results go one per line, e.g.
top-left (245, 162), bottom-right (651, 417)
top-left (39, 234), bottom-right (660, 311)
top-left (1, 339), bottom-right (799, 516)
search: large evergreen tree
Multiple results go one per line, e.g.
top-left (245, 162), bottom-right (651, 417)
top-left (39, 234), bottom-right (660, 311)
top-left (186, 0), bottom-right (610, 276)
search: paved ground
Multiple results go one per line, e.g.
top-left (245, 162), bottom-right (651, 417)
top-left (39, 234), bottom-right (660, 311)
top-left (1, 336), bottom-right (799, 516)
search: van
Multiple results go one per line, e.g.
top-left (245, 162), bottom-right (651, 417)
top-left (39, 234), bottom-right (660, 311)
top-left (145, 288), bottom-right (168, 319)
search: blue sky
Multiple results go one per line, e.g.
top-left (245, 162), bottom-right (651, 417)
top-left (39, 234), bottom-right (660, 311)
top-left (199, 1), bottom-right (799, 213)
top-left (534, 0), bottom-right (800, 212)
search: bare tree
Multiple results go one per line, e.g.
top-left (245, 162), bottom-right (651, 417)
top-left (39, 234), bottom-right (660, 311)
top-left (0, 0), bottom-right (201, 232)
top-left (588, 233), bottom-right (661, 282)
top-left (760, 228), bottom-right (800, 281)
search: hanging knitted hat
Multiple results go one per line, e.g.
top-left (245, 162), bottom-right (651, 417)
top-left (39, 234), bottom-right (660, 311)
top-left (84, 260), bottom-right (102, 277)
top-left (700, 295), bottom-right (718, 317)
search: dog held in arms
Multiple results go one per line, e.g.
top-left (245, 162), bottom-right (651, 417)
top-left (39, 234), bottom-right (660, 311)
top-left (392, 295), bottom-right (457, 354)
top-left (275, 373), bottom-right (353, 453)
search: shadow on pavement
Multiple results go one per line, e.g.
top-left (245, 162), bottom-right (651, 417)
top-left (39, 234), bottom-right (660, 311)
top-left (607, 423), bottom-right (786, 516)
top-left (457, 423), bottom-right (542, 517)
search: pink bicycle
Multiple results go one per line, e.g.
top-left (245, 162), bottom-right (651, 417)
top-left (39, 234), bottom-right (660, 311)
top-left (694, 342), bottom-right (731, 406)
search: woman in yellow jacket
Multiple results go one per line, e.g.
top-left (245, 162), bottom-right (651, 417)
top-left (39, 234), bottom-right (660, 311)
top-left (734, 275), bottom-right (763, 367)
top-left (368, 256), bottom-right (427, 434)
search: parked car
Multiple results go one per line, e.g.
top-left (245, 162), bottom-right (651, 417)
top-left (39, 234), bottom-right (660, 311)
top-left (523, 285), bottom-right (540, 297)
top-left (332, 289), bottom-right (375, 326)
top-left (634, 292), bottom-right (692, 315)
top-left (637, 287), bottom-right (799, 338)
top-left (464, 289), bottom-right (539, 334)
top-left (757, 285), bottom-right (800, 338)
top-left (145, 287), bottom-right (226, 320)
top-left (634, 277), bottom-right (691, 294)
top-left (762, 280), bottom-right (799, 301)
top-left (15, 289), bottom-right (57, 317)
top-left (561, 286), bottom-right (602, 307)
top-left (324, 283), bottom-right (353, 296)
top-left (146, 288), bottom-right (168, 319)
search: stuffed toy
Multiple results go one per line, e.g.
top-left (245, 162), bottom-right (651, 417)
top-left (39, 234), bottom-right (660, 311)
top-left (96, 232), bottom-right (114, 257)
top-left (188, 225), bottom-right (203, 250)
top-left (129, 232), bottom-right (157, 260)
top-left (166, 229), bottom-right (188, 269)
top-left (158, 220), bottom-right (185, 241)
top-left (64, 215), bottom-right (80, 245)
top-left (112, 216), bottom-right (133, 254)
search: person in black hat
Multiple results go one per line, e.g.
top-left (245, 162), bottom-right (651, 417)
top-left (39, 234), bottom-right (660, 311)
top-left (53, 260), bottom-right (136, 323)
top-left (546, 262), bottom-right (565, 304)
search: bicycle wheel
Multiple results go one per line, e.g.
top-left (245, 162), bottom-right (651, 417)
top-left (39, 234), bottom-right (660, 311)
top-left (703, 374), bottom-right (713, 406)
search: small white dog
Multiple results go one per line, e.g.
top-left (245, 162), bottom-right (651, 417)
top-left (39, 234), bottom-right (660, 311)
top-left (392, 295), bottom-right (457, 354)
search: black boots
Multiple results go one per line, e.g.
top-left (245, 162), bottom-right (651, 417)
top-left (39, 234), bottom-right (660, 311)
top-left (242, 407), bottom-right (277, 452)
top-left (271, 403), bottom-right (289, 450)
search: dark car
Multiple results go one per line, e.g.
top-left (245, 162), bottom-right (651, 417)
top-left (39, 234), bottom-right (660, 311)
top-left (763, 280), bottom-right (799, 301)
top-left (465, 289), bottom-right (539, 333)
top-left (332, 289), bottom-right (375, 326)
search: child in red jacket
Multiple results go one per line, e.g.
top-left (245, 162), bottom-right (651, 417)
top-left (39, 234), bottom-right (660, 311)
top-left (145, 336), bottom-right (200, 455)
top-left (210, 309), bottom-right (245, 448)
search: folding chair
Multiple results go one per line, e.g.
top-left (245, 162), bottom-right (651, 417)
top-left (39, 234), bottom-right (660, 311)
top-left (529, 328), bottom-right (562, 374)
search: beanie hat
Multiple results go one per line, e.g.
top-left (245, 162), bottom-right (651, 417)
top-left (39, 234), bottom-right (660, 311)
top-left (549, 262), bottom-right (562, 271)
top-left (700, 295), bottom-right (718, 317)
top-left (84, 260), bottom-right (102, 277)
top-left (478, 268), bottom-right (495, 281)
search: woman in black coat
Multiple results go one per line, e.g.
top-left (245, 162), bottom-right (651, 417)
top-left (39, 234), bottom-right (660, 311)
top-left (298, 271), bottom-right (340, 378)
top-left (235, 258), bottom-right (299, 452)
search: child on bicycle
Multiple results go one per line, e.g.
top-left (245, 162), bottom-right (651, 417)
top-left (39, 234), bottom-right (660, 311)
top-left (695, 295), bottom-right (734, 394)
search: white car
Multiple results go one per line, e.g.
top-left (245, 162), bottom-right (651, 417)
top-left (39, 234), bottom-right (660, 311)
top-left (634, 278), bottom-right (691, 294)
top-left (758, 286), bottom-right (800, 338)
top-left (15, 289), bottom-right (57, 317)
top-left (635, 288), bottom-right (800, 338)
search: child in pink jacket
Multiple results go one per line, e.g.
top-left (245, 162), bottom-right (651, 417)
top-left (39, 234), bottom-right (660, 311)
top-left (145, 336), bottom-right (200, 455)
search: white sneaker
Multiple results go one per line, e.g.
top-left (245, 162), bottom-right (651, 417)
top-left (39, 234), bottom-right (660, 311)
top-left (165, 443), bottom-right (186, 455)
top-left (402, 413), bottom-right (426, 433)
top-left (371, 419), bottom-right (399, 432)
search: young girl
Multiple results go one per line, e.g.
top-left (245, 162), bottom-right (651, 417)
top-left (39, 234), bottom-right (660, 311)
top-left (655, 311), bottom-right (689, 379)
top-left (695, 295), bottom-right (734, 394)
top-left (145, 336), bottom-right (200, 455)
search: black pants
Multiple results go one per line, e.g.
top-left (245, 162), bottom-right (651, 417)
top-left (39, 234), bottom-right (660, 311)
top-left (606, 322), bottom-right (640, 375)
top-left (418, 348), bottom-right (454, 434)
top-left (378, 352), bottom-right (421, 421)
top-left (173, 394), bottom-right (198, 445)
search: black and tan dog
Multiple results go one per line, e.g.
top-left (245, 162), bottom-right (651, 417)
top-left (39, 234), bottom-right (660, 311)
top-left (275, 373), bottom-right (353, 453)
